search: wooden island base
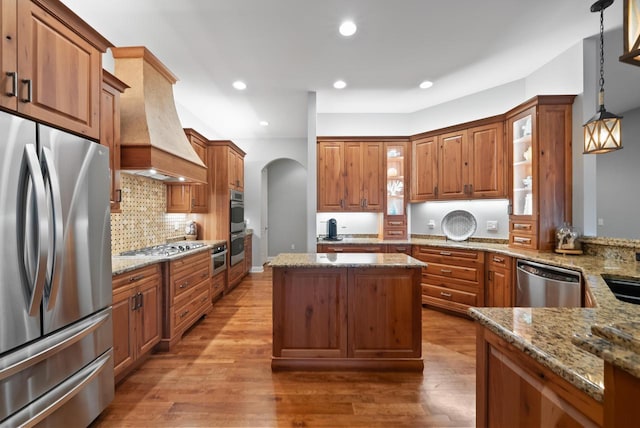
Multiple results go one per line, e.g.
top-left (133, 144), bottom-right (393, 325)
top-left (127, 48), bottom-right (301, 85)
top-left (271, 253), bottom-right (426, 372)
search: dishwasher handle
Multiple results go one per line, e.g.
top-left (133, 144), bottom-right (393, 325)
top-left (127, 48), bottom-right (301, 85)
top-left (516, 260), bottom-right (581, 283)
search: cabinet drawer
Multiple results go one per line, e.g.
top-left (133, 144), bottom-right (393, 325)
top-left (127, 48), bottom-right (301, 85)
top-left (112, 264), bottom-right (160, 291)
top-left (387, 244), bottom-right (411, 254)
top-left (510, 220), bottom-right (536, 235)
top-left (509, 233), bottom-right (537, 249)
top-left (173, 283), bottom-right (209, 333)
top-left (383, 228), bottom-right (407, 240)
top-left (172, 261), bottom-right (210, 301)
top-left (413, 246), bottom-right (482, 264)
top-left (384, 218), bottom-right (407, 228)
top-left (170, 250), bottom-right (210, 272)
top-left (424, 262), bottom-right (481, 283)
top-left (422, 284), bottom-right (478, 307)
top-left (488, 253), bottom-right (511, 270)
top-left (211, 272), bottom-right (225, 299)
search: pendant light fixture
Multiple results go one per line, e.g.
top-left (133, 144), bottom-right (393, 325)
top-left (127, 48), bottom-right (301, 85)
top-left (620, 0), bottom-right (640, 65)
top-left (584, 0), bottom-right (623, 154)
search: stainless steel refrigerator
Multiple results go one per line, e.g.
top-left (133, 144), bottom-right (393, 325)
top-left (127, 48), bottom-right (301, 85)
top-left (0, 111), bottom-right (114, 427)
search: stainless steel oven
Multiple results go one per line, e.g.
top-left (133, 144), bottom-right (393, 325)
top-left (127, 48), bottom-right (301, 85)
top-left (211, 243), bottom-right (227, 276)
top-left (230, 190), bottom-right (244, 233)
top-left (230, 231), bottom-right (245, 266)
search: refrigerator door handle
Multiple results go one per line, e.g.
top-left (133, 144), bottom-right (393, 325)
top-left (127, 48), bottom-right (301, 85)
top-left (41, 147), bottom-right (64, 310)
top-left (0, 309), bottom-right (110, 382)
top-left (22, 144), bottom-right (49, 316)
top-left (2, 350), bottom-right (112, 428)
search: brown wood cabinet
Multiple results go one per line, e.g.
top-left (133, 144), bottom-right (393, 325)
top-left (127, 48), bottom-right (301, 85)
top-left (411, 135), bottom-right (438, 201)
top-left (317, 139), bottom-right (385, 212)
top-left (507, 95), bottom-right (575, 251)
top-left (159, 250), bottom-right (212, 351)
top-left (411, 119), bottom-right (505, 201)
top-left (0, 0), bottom-right (110, 138)
top-left (603, 361), bottom-right (640, 427)
top-left (272, 265), bottom-right (422, 370)
top-left (413, 246), bottom-right (485, 315)
top-left (384, 141), bottom-right (409, 239)
top-left (387, 244), bottom-right (412, 254)
top-left (476, 326), bottom-right (602, 427)
top-left (166, 129), bottom-right (209, 213)
top-left (101, 70), bottom-right (128, 213)
top-left (211, 270), bottom-right (225, 301)
top-left (228, 148), bottom-right (244, 191)
top-left (485, 252), bottom-right (513, 307)
top-left (112, 263), bottom-right (161, 383)
top-left (228, 260), bottom-right (245, 292)
top-left (317, 244), bottom-right (386, 253)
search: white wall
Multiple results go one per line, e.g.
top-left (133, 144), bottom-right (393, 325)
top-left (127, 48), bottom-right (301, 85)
top-left (411, 200), bottom-right (510, 239)
top-left (317, 113), bottom-right (410, 136)
top-left (267, 159), bottom-right (307, 256)
top-left (524, 42), bottom-right (584, 98)
top-left (316, 212), bottom-right (381, 236)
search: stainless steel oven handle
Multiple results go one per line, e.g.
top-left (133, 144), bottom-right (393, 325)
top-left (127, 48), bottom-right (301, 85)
top-left (41, 146), bottom-right (64, 310)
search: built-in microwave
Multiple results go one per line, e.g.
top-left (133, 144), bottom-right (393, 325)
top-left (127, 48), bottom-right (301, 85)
top-left (230, 190), bottom-right (244, 233)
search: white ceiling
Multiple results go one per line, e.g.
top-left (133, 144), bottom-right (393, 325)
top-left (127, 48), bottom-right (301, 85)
top-left (62, 0), bottom-right (624, 140)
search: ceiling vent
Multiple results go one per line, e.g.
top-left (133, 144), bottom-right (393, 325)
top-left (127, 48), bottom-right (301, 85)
top-left (111, 46), bottom-right (206, 183)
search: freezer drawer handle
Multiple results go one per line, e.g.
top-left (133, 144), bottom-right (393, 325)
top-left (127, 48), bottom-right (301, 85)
top-left (3, 350), bottom-right (112, 427)
top-left (0, 309), bottom-right (110, 382)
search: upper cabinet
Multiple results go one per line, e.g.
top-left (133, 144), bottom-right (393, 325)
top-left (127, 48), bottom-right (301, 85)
top-left (166, 128), bottom-right (210, 213)
top-left (507, 95), bottom-right (575, 251)
top-left (101, 70), bottom-right (128, 213)
top-left (228, 148), bottom-right (244, 191)
top-left (411, 119), bottom-right (505, 202)
top-left (1, 0), bottom-right (111, 139)
top-left (317, 139), bottom-right (384, 212)
top-left (384, 141), bottom-right (409, 239)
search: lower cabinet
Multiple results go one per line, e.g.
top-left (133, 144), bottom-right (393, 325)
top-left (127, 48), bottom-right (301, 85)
top-left (387, 244), bottom-right (412, 254)
top-left (413, 246), bottom-right (485, 315)
top-left (272, 266), bottom-right (422, 370)
top-left (317, 244), bottom-right (387, 253)
top-left (477, 326), bottom-right (603, 427)
top-left (211, 270), bottom-right (225, 301)
top-left (485, 252), bottom-right (513, 307)
top-left (244, 233), bottom-right (252, 274)
top-left (112, 264), bottom-right (161, 383)
top-left (159, 250), bottom-right (212, 351)
top-left (228, 260), bottom-right (245, 291)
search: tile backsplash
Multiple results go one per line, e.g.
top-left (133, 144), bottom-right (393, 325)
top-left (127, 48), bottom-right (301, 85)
top-left (110, 173), bottom-right (190, 255)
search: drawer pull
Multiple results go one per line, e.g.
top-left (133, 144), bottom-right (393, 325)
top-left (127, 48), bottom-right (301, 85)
top-left (331, 248), bottom-right (343, 252)
top-left (129, 274), bottom-right (144, 282)
top-left (439, 251), bottom-right (451, 256)
top-left (201, 272), bottom-right (208, 279)
top-left (180, 310), bottom-right (190, 319)
top-left (513, 223), bottom-right (531, 230)
top-left (179, 281), bottom-right (189, 289)
top-left (514, 237), bottom-right (531, 244)
top-left (440, 292), bottom-right (452, 298)
top-left (492, 257), bottom-right (504, 263)
top-left (388, 231), bottom-right (402, 235)
top-left (440, 269), bottom-right (452, 274)
top-left (200, 296), bottom-right (208, 303)
top-left (388, 221), bottom-right (403, 226)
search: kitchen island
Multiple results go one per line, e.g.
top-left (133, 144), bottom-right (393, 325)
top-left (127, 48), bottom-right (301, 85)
top-left (270, 253), bottom-right (426, 371)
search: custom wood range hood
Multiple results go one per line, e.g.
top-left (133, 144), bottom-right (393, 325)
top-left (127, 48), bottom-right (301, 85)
top-left (111, 46), bottom-right (206, 183)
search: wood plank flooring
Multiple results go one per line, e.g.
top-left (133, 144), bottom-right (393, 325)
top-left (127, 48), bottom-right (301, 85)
top-left (91, 267), bottom-right (476, 427)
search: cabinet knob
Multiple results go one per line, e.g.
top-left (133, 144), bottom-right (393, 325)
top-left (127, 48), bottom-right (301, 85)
top-left (179, 281), bottom-right (189, 289)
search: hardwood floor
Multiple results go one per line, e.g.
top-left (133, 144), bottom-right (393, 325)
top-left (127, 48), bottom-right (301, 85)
top-left (92, 267), bottom-right (476, 427)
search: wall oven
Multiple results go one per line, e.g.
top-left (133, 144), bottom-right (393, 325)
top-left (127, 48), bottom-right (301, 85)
top-left (230, 190), bottom-right (244, 233)
top-left (211, 243), bottom-right (227, 276)
top-left (230, 231), bottom-right (245, 266)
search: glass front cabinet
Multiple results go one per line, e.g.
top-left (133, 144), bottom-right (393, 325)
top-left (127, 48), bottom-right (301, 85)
top-left (507, 95), bottom-right (575, 251)
top-left (384, 141), bottom-right (409, 239)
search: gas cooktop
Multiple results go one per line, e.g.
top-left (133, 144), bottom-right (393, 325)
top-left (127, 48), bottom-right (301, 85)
top-left (120, 242), bottom-right (206, 257)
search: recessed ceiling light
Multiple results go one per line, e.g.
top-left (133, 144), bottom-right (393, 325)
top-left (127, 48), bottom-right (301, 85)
top-left (232, 80), bottom-right (247, 90)
top-left (419, 80), bottom-right (433, 89)
top-left (333, 80), bottom-right (347, 89)
top-left (339, 20), bottom-right (357, 37)
top-left (178, 177), bottom-right (185, 182)
top-left (259, 121), bottom-right (269, 126)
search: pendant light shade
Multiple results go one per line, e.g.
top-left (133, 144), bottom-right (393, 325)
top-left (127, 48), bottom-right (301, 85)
top-left (584, 0), bottom-right (623, 154)
top-left (620, 0), bottom-right (640, 65)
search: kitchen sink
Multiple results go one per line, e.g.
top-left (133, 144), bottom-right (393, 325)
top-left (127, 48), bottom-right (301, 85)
top-left (602, 275), bottom-right (640, 305)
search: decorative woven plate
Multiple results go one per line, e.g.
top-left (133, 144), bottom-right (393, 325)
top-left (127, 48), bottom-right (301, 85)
top-left (441, 210), bottom-right (477, 241)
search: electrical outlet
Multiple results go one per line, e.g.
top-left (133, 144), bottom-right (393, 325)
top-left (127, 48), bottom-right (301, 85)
top-left (291, 244), bottom-right (295, 250)
top-left (598, 218), bottom-right (604, 226)
top-left (486, 220), bottom-right (498, 231)
top-left (428, 220), bottom-right (435, 229)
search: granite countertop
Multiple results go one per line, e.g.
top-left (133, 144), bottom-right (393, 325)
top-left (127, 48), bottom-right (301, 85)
top-left (270, 252), bottom-right (427, 268)
top-left (112, 239), bottom-right (227, 276)
top-left (315, 235), bottom-right (640, 402)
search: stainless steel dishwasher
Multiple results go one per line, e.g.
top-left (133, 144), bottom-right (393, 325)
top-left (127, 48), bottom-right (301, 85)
top-left (516, 260), bottom-right (582, 307)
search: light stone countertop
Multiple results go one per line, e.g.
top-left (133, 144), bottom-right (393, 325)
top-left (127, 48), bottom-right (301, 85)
top-left (316, 235), bottom-right (640, 402)
top-left (270, 252), bottom-right (426, 268)
top-left (111, 239), bottom-right (227, 276)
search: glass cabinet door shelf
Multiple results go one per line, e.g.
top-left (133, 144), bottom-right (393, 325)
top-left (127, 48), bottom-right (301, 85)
top-left (383, 141), bottom-right (408, 239)
top-left (511, 111), bottom-right (534, 217)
